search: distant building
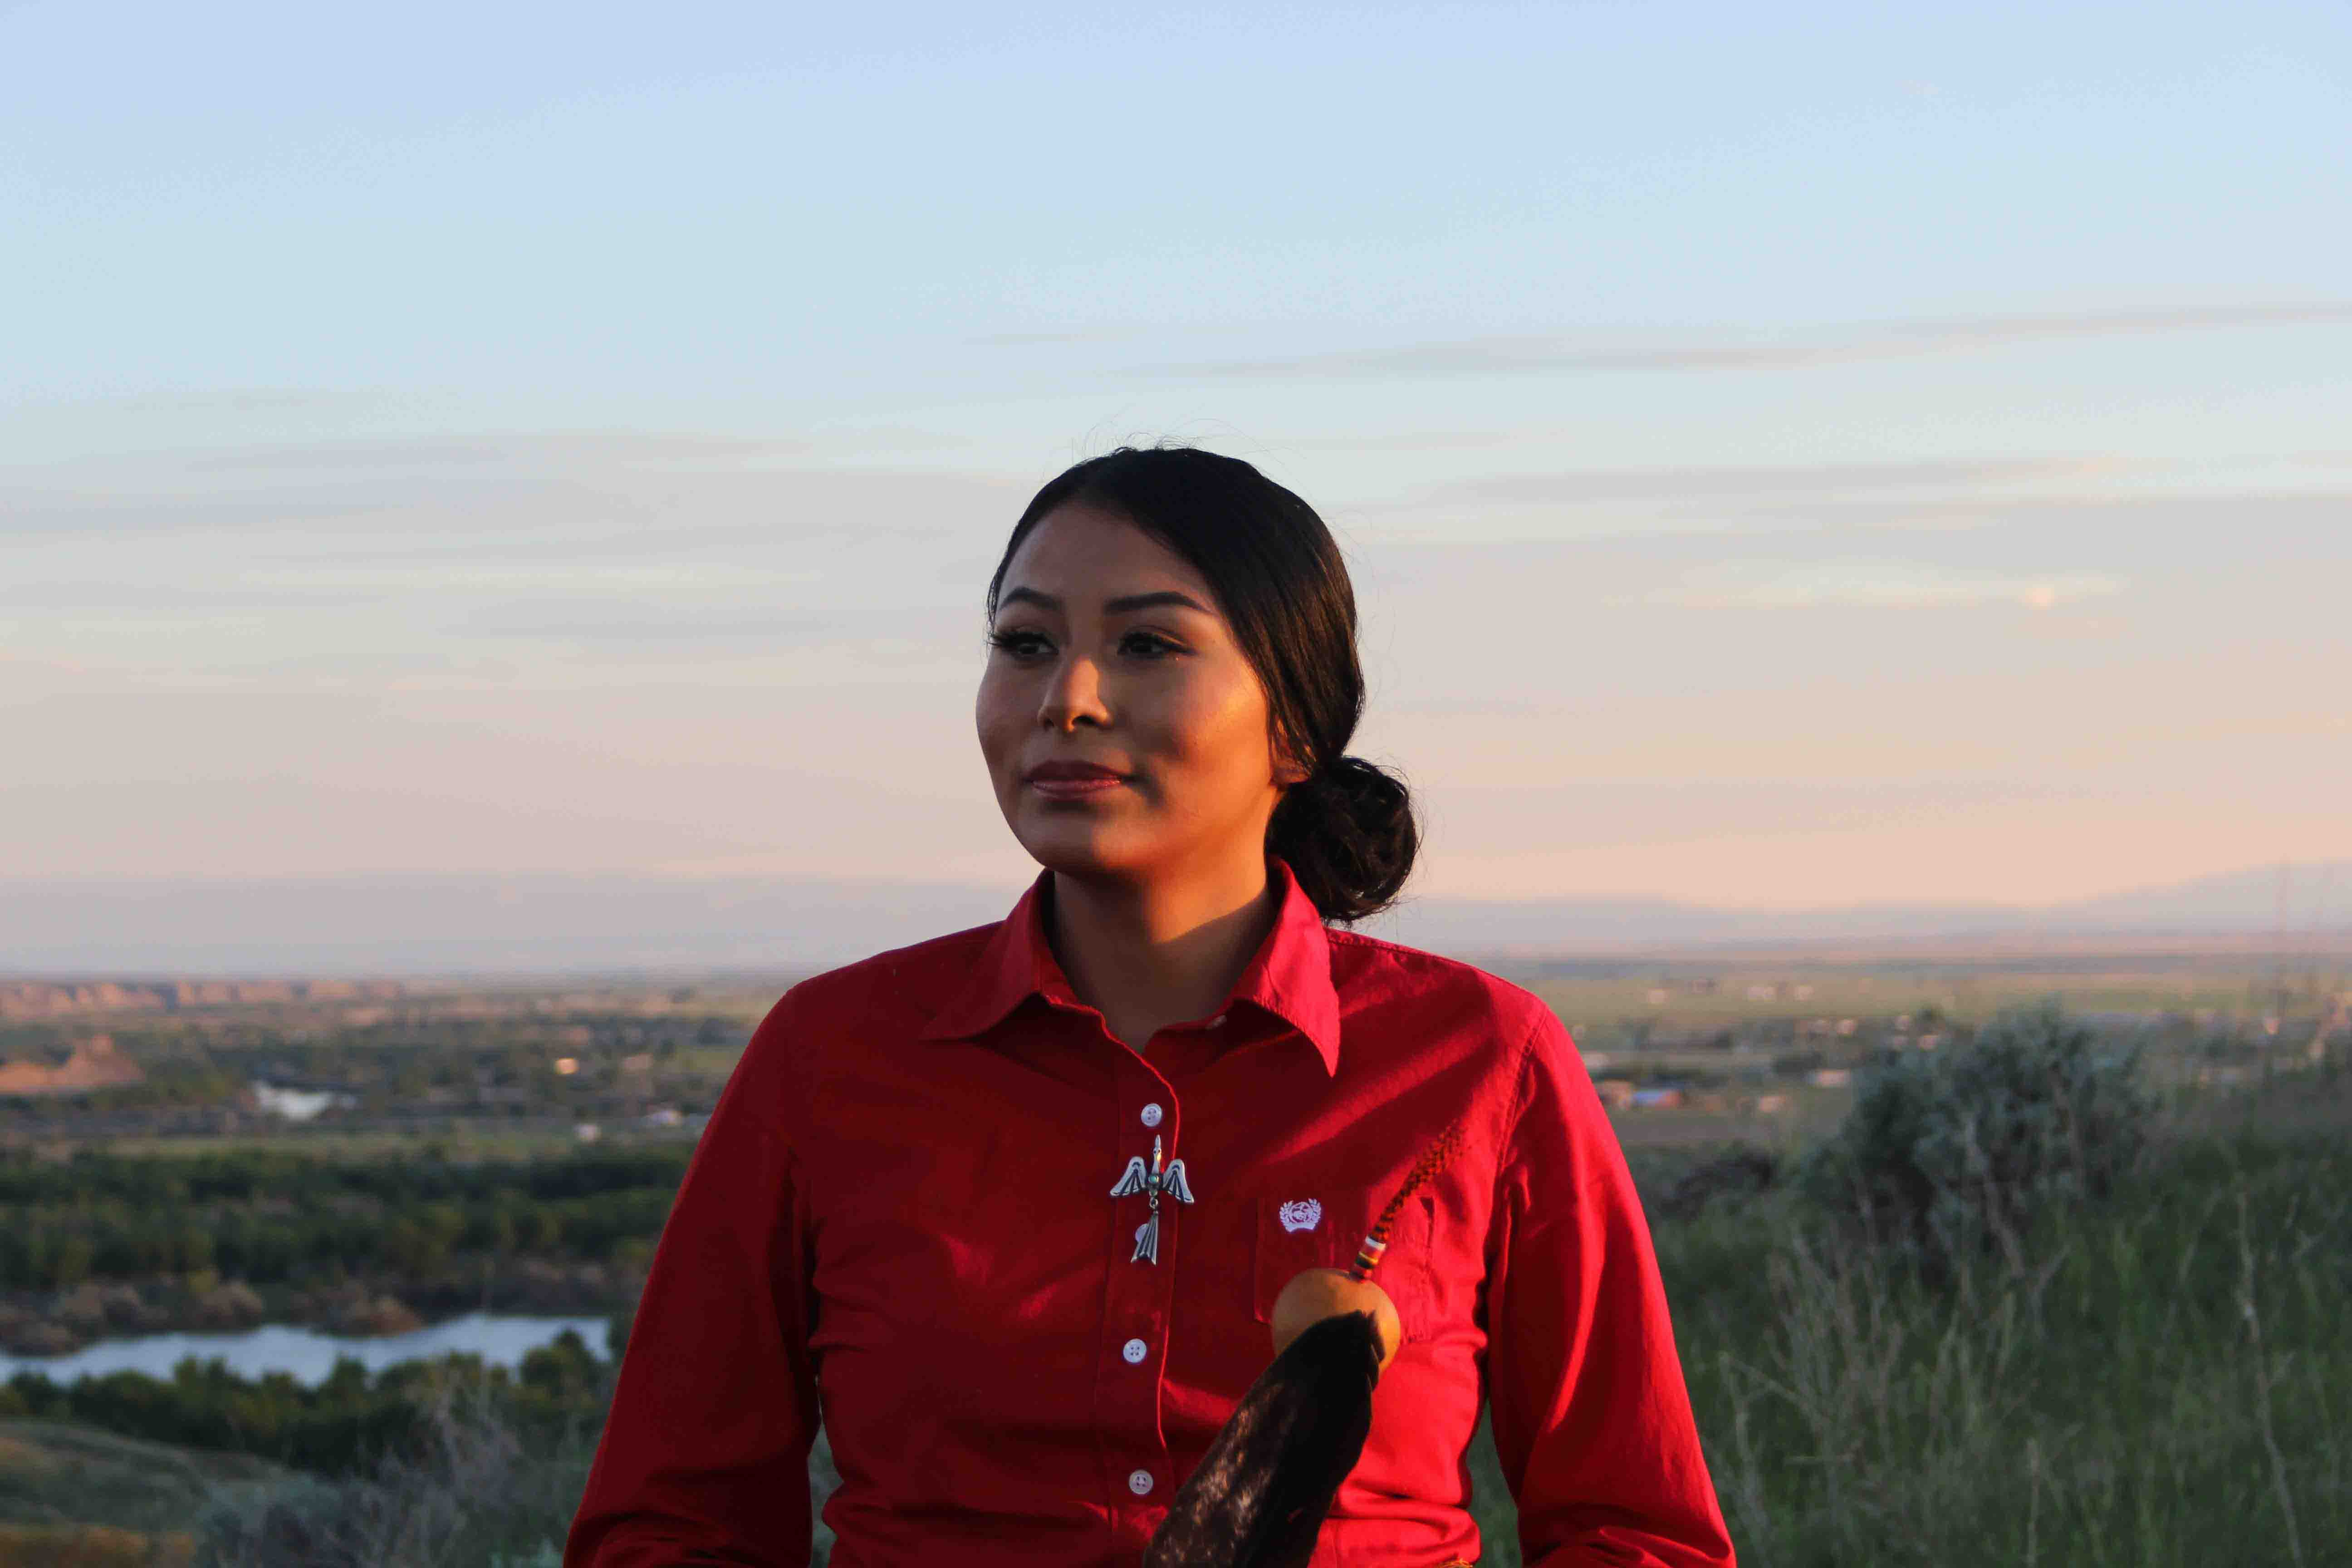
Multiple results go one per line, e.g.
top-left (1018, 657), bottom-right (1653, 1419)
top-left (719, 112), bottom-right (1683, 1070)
top-left (250, 1081), bottom-right (358, 1121)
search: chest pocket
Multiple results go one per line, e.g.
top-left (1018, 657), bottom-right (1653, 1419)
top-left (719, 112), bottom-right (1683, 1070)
top-left (1250, 1185), bottom-right (1439, 1345)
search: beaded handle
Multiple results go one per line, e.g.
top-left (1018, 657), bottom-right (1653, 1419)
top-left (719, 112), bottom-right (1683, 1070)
top-left (1346, 1117), bottom-right (1465, 1283)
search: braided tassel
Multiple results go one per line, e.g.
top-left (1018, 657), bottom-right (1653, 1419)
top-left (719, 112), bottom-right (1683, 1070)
top-left (1347, 1117), bottom-right (1465, 1283)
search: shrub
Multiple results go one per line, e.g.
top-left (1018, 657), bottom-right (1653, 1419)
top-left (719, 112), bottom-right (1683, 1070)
top-left (1798, 1001), bottom-right (2154, 1277)
top-left (191, 1372), bottom-right (605, 1568)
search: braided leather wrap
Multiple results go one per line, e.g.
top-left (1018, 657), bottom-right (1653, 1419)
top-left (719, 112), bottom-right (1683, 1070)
top-left (1344, 1117), bottom-right (1465, 1284)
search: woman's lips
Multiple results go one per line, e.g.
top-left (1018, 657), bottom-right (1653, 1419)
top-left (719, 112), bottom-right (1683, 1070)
top-left (1029, 775), bottom-right (1127, 800)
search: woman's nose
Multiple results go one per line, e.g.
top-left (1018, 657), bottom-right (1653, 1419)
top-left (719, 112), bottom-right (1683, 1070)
top-left (1039, 654), bottom-right (1111, 730)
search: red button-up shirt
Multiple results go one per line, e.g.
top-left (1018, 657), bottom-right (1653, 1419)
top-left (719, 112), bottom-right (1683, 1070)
top-left (565, 856), bottom-right (1735, 1568)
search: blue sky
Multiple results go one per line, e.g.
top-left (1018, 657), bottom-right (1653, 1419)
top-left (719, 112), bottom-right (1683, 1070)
top-left (5, 0), bottom-right (2349, 910)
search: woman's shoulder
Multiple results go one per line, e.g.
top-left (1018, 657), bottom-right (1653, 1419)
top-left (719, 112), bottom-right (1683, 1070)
top-left (1323, 926), bottom-right (1562, 1042)
top-left (760, 918), bottom-right (1003, 1034)
top-left (730, 919), bottom-right (1007, 1116)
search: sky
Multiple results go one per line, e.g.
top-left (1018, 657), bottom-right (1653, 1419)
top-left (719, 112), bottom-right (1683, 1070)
top-left (5, 0), bottom-right (2350, 917)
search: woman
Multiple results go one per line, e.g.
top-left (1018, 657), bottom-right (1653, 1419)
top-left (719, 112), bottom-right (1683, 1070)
top-left (564, 446), bottom-right (1735, 1568)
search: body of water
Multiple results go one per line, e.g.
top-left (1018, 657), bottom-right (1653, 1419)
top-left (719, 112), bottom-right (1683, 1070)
top-left (0, 1312), bottom-right (614, 1386)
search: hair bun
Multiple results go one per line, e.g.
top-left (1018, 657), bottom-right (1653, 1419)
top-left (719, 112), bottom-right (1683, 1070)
top-left (1271, 754), bottom-right (1418, 924)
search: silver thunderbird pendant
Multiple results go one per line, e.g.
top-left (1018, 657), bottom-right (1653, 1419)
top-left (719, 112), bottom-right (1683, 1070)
top-left (1109, 1134), bottom-right (1195, 1264)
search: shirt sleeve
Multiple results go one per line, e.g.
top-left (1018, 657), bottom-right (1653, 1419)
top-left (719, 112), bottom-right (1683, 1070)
top-left (565, 995), bottom-right (821, 1568)
top-left (1483, 1006), bottom-right (1737, 1568)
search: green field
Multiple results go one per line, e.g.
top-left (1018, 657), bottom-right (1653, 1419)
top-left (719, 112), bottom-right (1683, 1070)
top-left (1504, 948), bottom-right (2344, 1036)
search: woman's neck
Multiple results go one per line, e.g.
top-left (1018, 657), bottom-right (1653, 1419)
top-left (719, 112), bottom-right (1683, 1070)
top-left (1047, 853), bottom-right (1282, 1053)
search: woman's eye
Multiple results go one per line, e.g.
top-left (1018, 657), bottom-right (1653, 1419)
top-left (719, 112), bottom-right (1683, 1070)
top-left (988, 630), bottom-right (1049, 657)
top-left (988, 629), bottom-right (1179, 659)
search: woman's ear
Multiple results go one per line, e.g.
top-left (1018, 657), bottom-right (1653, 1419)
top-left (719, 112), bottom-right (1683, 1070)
top-left (1270, 725), bottom-right (1313, 789)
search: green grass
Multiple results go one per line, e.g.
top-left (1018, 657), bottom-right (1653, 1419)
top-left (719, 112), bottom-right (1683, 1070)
top-left (1458, 1064), bottom-right (2352, 1567)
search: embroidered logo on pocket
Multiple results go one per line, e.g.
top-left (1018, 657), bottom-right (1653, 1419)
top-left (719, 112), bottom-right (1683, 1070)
top-left (1276, 1198), bottom-right (1322, 1234)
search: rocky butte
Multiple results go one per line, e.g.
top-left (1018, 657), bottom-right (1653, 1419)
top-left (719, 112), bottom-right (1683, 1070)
top-left (0, 1033), bottom-right (146, 1095)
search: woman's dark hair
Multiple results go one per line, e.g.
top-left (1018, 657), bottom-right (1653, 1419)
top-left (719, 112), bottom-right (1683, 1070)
top-left (986, 444), bottom-right (1418, 923)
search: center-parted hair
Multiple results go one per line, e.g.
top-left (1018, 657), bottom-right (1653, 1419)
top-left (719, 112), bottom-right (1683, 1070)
top-left (986, 444), bottom-right (1419, 924)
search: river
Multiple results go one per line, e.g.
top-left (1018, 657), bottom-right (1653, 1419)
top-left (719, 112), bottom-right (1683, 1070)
top-left (0, 1312), bottom-right (614, 1386)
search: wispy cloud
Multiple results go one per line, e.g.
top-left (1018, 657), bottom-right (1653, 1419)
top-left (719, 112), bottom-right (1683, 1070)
top-left (0, 492), bottom-right (398, 534)
top-left (0, 437), bottom-right (1029, 690)
top-left (1, 434), bottom-right (1023, 539)
top-left (461, 609), bottom-right (837, 646)
top-left (1654, 558), bottom-right (2129, 610)
top-left (1724, 488), bottom-right (2352, 548)
top-left (1134, 303), bottom-right (2352, 382)
top-left (182, 441), bottom-right (514, 473)
top-left (0, 580), bottom-right (384, 612)
top-left (1370, 455), bottom-right (2121, 510)
top-left (965, 328), bottom-right (1142, 346)
top-left (806, 425), bottom-right (970, 452)
top-left (1266, 429), bottom-right (1536, 453)
top-left (30, 387), bottom-right (393, 416)
top-left (175, 431), bottom-right (817, 475)
top-left (1342, 454), bottom-right (2158, 542)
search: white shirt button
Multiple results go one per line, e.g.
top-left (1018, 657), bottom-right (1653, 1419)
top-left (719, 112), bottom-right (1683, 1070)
top-left (1122, 1337), bottom-right (1148, 1364)
top-left (1139, 1102), bottom-right (1164, 1128)
top-left (1127, 1468), bottom-right (1154, 1495)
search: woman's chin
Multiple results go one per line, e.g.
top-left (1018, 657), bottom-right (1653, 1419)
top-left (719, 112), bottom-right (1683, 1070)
top-left (1015, 819), bottom-right (1151, 879)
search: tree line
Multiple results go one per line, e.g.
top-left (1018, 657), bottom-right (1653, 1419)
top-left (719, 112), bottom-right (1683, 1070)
top-left (0, 1325), bottom-right (621, 1476)
top-left (0, 1147), bottom-right (694, 1293)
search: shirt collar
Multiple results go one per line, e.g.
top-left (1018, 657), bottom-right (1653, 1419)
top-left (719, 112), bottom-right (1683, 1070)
top-left (915, 855), bottom-right (1342, 1074)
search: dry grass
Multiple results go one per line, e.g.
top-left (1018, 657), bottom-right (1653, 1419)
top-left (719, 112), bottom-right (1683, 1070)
top-left (191, 1373), bottom-right (606, 1568)
top-left (0, 1523), bottom-right (194, 1568)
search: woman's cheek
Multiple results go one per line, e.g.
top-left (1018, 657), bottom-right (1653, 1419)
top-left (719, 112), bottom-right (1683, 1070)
top-left (974, 681), bottom-right (1022, 786)
top-left (1195, 676), bottom-right (1276, 789)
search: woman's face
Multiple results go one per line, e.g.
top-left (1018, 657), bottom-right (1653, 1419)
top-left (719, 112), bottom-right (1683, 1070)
top-left (977, 502), bottom-right (1305, 884)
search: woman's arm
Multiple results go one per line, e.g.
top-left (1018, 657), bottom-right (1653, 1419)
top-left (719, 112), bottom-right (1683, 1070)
top-left (1484, 1008), bottom-right (1737, 1568)
top-left (565, 998), bottom-right (822, 1568)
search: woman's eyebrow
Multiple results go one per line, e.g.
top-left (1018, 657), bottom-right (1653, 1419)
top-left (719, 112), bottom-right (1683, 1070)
top-left (1000, 587), bottom-right (1214, 616)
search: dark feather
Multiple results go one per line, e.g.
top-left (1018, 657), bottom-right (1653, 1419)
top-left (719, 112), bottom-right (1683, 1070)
top-left (1142, 1310), bottom-right (1382, 1568)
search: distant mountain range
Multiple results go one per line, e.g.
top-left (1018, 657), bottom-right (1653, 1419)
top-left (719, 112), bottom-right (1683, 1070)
top-left (1377, 864), bottom-right (2352, 960)
top-left (3, 862), bottom-right (2347, 978)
